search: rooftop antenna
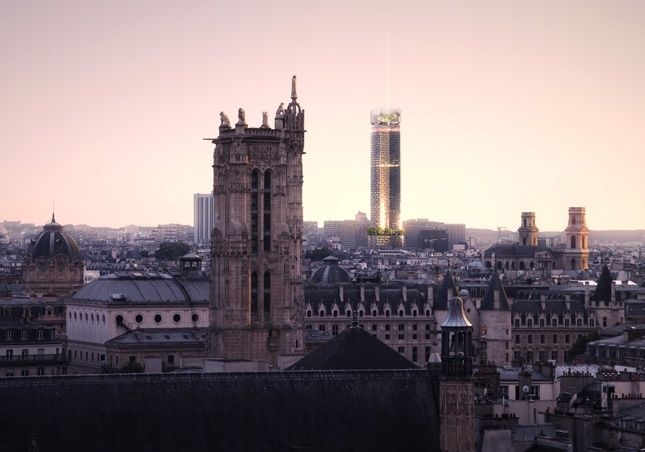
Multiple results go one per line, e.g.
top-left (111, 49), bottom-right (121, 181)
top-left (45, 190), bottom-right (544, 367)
top-left (51, 197), bottom-right (56, 223)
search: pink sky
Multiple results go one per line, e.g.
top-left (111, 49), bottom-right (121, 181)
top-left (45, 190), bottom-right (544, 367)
top-left (1, 1), bottom-right (644, 230)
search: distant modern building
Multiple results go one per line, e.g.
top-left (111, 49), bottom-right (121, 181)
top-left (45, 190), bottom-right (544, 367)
top-left (370, 108), bottom-right (401, 232)
top-left (193, 193), bottom-right (214, 244)
top-left (417, 229), bottom-right (449, 252)
top-left (403, 219), bottom-right (465, 250)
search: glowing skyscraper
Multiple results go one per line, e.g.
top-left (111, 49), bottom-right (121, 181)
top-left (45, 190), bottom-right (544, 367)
top-left (370, 108), bottom-right (401, 231)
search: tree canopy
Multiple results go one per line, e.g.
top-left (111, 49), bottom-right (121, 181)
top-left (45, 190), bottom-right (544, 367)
top-left (154, 241), bottom-right (190, 260)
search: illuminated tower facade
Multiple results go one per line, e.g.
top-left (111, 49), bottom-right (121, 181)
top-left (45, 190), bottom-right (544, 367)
top-left (518, 212), bottom-right (538, 246)
top-left (209, 77), bottom-right (305, 366)
top-left (563, 207), bottom-right (589, 271)
top-left (370, 108), bottom-right (401, 231)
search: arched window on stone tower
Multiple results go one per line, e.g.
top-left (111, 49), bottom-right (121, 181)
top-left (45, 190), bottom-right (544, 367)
top-left (570, 235), bottom-right (576, 249)
top-left (263, 271), bottom-right (271, 321)
top-left (263, 171), bottom-right (272, 251)
top-left (251, 170), bottom-right (259, 254)
top-left (251, 271), bottom-right (258, 320)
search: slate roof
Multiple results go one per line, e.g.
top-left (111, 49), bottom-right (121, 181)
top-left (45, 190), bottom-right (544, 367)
top-left (511, 299), bottom-right (589, 319)
top-left (433, 271), bottom-right (459, 310)
top-left (304, 283), bottom-right (429, 315)
top-left (72, 272), bottom-right (208, 305)
top-left (288, 326), bottom-right (418, 370)
top-left (0, 371), bottom-right (440, 452)
top-left (480, 271), bottom-right (511, 311)
top-left (484, 244), bottom-right (551, 258)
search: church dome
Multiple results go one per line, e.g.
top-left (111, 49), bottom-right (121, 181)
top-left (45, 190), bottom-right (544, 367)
top-left (310, 256), bottom-right (352, 284)
top-left (28, 215), bottom-right (81, 262)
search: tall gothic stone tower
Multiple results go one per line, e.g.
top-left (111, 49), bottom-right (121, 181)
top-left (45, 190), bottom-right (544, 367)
top-left (563, 207), bottom-right (589, 271)
top-left (439, 296), bottom-right (475, 452)
top-left (209, 77), bottom-right (305, 366)
top-left (518, 211), bottom-right (538, 246)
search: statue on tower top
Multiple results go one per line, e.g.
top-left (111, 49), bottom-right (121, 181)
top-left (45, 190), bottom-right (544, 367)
top-left (291, 75), bottom-right (297, 100)
top-left (236, 108), bottom-right (246, 127)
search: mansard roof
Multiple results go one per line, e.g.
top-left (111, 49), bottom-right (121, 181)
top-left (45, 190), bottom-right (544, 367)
top-left (511, 299), bottom-right (588, 317)
top-left (480, 271), bottom-right (510, 311)
top-left (304, 283), bottom-right (428, 315)
top-left (288, 326), bottom-right (418, 370)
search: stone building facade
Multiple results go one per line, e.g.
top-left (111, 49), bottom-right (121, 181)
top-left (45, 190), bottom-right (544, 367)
top-left (209, 78), bottom-right (305, 366)
top-left (511, 266), bottom-right (624, 364)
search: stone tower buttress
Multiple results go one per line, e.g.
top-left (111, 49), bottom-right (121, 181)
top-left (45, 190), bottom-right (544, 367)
top-left (209, 77), bottom-right (305, 366)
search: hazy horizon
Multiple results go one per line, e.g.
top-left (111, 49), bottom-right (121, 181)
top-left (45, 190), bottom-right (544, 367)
top-left (2, 1), bottom-right (644, 230)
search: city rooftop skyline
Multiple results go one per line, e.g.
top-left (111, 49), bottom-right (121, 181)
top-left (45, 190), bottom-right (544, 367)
top-left (1, 1), bottom-right (644, 230)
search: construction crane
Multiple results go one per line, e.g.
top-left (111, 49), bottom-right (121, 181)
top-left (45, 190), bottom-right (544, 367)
top-left (497, 226), bottom-right (507, 242)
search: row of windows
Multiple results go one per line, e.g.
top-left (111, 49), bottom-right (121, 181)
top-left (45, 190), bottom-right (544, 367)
top-left (515, 333), bottom-right (582, 345)
top-left (3, 330), bottom-right (45, 340)
top-left (514, 317), bottom-right (598, 327)
top-left (306, 308), bottom-right (431, 318)
top-left (514, 350), bottom-right (569, 362)
top-left (114, 313), bottom-right (200, 326)
top-left (69, 310), bottom-right (106, 324)
top-left (4, 368), bottom-right (47, 377)
top-left (4, 347), bottom-right (55, 357)
top-left (307, 324), bottom-right (433, 341)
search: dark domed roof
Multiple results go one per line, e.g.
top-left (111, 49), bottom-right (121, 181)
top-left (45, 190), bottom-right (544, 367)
top-left (310, 256), bottom-right (352, 284)
top-left (28, 215), bottom-right (81, 261)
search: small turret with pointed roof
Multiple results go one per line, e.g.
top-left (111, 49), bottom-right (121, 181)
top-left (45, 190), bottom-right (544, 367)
top-left (481, 270), bottom-right (510, 311)
top-left (435, 270), bottom-right (459, 310)
top-left (440, 296), bottom-right (473, 377)
top-left (594, 265), bottom-right (614, 304)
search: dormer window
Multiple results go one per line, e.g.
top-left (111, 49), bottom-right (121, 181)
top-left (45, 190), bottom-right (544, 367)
top-left (359, 310), bottom-right (364, 317)
top-left (319, 310), bottom-right (325, 317)
top-left (398, 309), bottom-right (404, 317)
top-left (333, 310), bottom-right (338, 318)
top-left (306, 310), bottom-right (312, 318)
top-left (412, 310), bottom-right (418, 317)
top-left (346, 310), bottom-right (351, 317)
top-left (425, 309), bottom-right (430, 317)
top-left (385, 310), bottom-right (391, 317)
top-left (372, 309), bottom-right (377, 316)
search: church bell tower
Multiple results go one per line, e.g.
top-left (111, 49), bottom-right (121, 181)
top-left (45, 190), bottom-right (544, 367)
top-left (563, 207), bottom-right (589, 271)
top-left (209, 77), bottom-right (305, 367)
